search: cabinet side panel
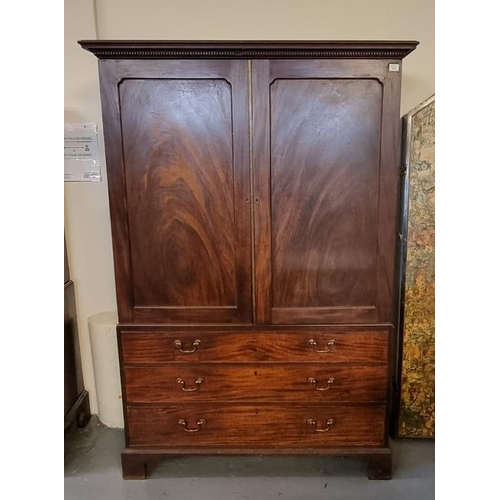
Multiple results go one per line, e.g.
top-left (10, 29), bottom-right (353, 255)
top-left (98, 59), bottom-right (134, 321)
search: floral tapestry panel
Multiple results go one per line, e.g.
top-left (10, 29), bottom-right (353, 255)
top-left (398, 96), bottom-right (435, 438)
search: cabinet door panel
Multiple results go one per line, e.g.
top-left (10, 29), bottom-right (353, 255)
top-left (252, 60), bottom-right (402, 324)
top-left (99, 60), bottom-right (252, 323)
top-left (121, 79), bottom-right (236, 308)
top-left (271, 79), bottom-right (381, 309)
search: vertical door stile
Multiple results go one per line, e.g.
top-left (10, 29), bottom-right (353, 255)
top-left (251, 60), bottom-right (272, 324)
top-left (247, 59), bottom-right (257, 325)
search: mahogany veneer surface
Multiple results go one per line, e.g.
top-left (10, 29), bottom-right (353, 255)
top-left (127, 404), bottom-right (386, 448)
top-left (120, 330), bottom-right (389, 364)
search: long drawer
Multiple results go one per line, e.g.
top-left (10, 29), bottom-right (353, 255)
top-left (124, 363), bottom-right (387, 403)
top-left (127, 404), bottom-right (386, 448)
top-left (120, 330), bottom-right (388, 364)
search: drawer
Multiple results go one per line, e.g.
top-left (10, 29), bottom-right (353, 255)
top-left (120, 330), bottom-right (388, 364)
top-left (127, 403), bottom-right (386, 448)
top-left (124, 364), bottom-right (387, 403)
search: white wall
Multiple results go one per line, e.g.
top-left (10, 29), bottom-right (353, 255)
top-left (65, 0), bottom-right (434, 413)
top-left (65, 0), bottom-right (116, 412)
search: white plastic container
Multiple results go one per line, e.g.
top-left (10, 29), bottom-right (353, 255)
top-left (88, 311), bottom-right (124, 428)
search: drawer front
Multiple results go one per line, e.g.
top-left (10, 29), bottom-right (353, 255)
top-left (121, 330), bottom-right (388, 364)
top-left (127, 404), bottom-right (386, 448)
top-left (124, 364), bottom-right (387, 403)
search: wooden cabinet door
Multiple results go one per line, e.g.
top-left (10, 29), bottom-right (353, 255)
top-left (252, 59), bottom-right (402, 325)
top-left (99, 60), bottom-right (252, 323)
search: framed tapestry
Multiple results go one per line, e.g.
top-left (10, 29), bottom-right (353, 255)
top-left (397, 95), bottom-right (435, 438)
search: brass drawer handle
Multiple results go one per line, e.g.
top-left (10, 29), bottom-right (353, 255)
top-left (176, 377), bottom-right (203, 392)
top-left (308, 377), bottom-right (335, 391)
top-left (308, 339), bottom-right (335, 353)
top-left (174, 339), bottom-right (201, 353)
top-left (178, 418), bottom-right (205, 432)
top-left (307, 418), bottom-right (335, 432)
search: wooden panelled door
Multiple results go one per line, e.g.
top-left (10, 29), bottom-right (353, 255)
top-left (99, 60), bottom-right (253, 324)
top-left (252, 60), bottom-right (402, 325)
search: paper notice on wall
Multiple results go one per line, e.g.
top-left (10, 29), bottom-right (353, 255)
top-left (64, 123), bottom-right (101, 182)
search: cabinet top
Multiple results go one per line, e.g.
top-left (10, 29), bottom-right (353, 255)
top-left (78, 40), bottom-right (418, 60)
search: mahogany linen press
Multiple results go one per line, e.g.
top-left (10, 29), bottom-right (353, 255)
top-left (79, 40), bottom-right (418, 479)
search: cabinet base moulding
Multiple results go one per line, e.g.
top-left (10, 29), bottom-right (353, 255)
top-left (121, 445), bottom-right (392, 480)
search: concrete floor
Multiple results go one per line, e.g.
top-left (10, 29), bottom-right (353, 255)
top-left (65, 417), bottom-right (434, 500)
